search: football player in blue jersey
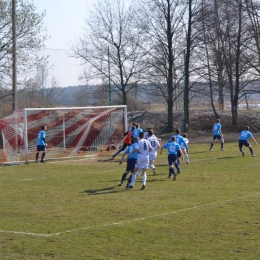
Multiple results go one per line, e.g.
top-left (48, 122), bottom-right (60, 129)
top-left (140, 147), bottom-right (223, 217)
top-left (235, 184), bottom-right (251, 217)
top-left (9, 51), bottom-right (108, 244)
top-left (209, 119), bottom-right (225, 151)
top-left (238, 126), bottom-right (258, 157)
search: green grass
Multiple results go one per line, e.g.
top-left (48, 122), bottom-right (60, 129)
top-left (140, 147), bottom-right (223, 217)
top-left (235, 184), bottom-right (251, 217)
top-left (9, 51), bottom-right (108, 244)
top-left (0, 141), bottom-right (260, 260)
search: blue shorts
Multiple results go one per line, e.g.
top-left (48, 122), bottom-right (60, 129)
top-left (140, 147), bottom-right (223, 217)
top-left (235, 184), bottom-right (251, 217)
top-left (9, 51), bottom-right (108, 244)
top-left (126, 158), bottom-right (137, 173)
top-left (239, 140), bottom-right (249, 148)
top-left (37, 145), bottom-right (46, 152)
top-left (168, 154), bottom-right (178, 166)
top-left (213, 135), bottom-right (222, 140)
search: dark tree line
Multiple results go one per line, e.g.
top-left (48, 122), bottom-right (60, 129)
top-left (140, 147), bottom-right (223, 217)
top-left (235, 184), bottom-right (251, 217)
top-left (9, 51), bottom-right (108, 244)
top-left (73, 0), bottom-right (260, 131)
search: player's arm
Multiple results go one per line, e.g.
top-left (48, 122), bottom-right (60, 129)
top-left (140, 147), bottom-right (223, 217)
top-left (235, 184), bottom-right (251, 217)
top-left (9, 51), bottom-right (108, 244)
top-left (129, 148), bottom-right (138, 156)
top-left (252, 137), bottom-right (258, 145)
top-left (175, 148), bottom-right (183, 163)
top-left (42, 134), bottom-right (47, 146)
top-left (160, 146), bottom-right (165, 154)
top-left (182, 138), bottom-right (189, 152)
top-left (155, 135), bottom-right (161, 141)
top-left (119, 152), bottom-right (127, 165)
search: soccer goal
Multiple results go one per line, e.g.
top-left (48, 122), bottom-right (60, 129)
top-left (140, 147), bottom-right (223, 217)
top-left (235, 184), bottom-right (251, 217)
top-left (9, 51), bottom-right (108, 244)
top-left (0, 105), bottom-right (127, 164)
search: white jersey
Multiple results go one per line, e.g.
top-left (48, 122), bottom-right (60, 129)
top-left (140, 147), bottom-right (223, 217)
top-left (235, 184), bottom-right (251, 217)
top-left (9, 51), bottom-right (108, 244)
top-left (181, 138), bottom-right (189, 150)
top-left (136, 138), bottom-right (152, 156)
top-left (135, 138), bottom-right (152, 169)
top-left (148, 136), bottom-right (160, 156)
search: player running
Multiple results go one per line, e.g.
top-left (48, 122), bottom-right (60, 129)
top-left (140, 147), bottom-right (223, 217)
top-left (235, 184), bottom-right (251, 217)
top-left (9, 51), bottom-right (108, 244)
top-left (238, 126), bottom-right (258, 157)
top-left (169, 129), bottom-right (189, 174)
top-left (160, 136), bottom-right (183, 181)
top-left (127, 132), bottom-right (153, 190)
top-left (147, 129), bottom-right (160, 175)
top-left (118, 138), bottom-right (139, 186)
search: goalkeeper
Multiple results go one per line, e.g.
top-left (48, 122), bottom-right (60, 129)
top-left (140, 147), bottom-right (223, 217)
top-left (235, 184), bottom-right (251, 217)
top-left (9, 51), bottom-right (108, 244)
top-left (112, 126), bottom-right (135, 159)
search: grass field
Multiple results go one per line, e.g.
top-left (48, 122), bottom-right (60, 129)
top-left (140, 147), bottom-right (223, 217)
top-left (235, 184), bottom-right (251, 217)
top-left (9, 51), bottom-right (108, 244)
top-left (0, 140), bottom-right (260, 260)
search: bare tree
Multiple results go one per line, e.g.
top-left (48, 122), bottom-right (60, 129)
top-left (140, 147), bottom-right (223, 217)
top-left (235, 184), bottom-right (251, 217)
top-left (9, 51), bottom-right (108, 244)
top-left (72, 0), bottom-right (146, 106)
top-left (195, 0), bottom-right (260, 126)
top-left (0, 0), bottom-right (47, 92)
top-left (137, 0), bottom-right (187, 132)
top-left (244, 0), bottom-right (260, 75)
top-left (214, 0), bottom-right (253, 126)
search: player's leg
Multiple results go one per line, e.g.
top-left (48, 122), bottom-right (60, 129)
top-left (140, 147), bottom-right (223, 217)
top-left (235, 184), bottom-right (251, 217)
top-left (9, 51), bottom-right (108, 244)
top-left (36, 145), bottom-right (44, 163)
top-left (40, 151), bottom-right (46, 163)
top-left (248, 143), bottom-right (255, 156)
top-left (140, 156), bottom-right (149, 190)
top-left (169, 165), bottom-right (176, 180)
top-left (127, 173), bottom-right (136, 188)
top-left (149, 154), bottom-right (156, 174)
top-left (239, 140), bottom-right (244, 156)
top-left (128, 163), bottom-right (139, 188)
top-left (136, 167), bottom-right (141, 177)
top-left (221, 137), bottom-right (225, 151)
top-left (182, 148), bottom-right (189, 163)
top-left (35, 152), bottom-right (39, 163)
top-left (124, 158), bottom-right (136, 186)
top-left (141, 169), bottom-right (147, 190)
top-left (119, 171), bottom-right (128, 186)
top-left (168, 155), bottom-right (175, 178)
top-left (119, 160), bottom-right (131, 186)
top-left (238, 140), bottom-right (245, 156)
top-left (113, 143), bottom-right (127, 158)
top-left (185, 151), bottom-right (190, 163)
top-left (209, 136), bottom-right (215, 151)
top-left (174, 159), bottom-right (181, 174)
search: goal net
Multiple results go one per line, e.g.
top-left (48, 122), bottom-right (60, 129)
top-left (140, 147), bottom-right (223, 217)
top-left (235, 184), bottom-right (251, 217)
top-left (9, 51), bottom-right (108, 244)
top-left (0, 106), bottom-right (127, 164)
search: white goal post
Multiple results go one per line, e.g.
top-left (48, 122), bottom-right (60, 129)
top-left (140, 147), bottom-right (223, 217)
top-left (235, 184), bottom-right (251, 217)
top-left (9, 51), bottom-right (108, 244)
top-left (0, 105), bottom-right (127, 164)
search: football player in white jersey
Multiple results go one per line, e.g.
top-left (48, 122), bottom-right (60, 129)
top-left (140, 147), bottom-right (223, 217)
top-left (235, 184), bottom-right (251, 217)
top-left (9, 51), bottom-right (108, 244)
top-left (144, 127), bottom-right (161, 141)
top-left (147, 129), bottom-right (160, 174)
top-left (128, 131), bottom-right (153, 190)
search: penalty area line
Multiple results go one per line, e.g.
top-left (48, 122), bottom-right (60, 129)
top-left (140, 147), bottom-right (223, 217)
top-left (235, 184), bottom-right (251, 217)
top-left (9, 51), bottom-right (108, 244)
top-left (1, 192), bottom-right (260, 237)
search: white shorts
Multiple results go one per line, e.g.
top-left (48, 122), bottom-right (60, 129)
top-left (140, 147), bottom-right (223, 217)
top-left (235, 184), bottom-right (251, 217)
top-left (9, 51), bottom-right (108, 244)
top-left (136, 155), bottom-right (149, 169)
top-left (181, 148), bottom-right (187, 154)
top-left (149, 153), bottom-right (157, 162)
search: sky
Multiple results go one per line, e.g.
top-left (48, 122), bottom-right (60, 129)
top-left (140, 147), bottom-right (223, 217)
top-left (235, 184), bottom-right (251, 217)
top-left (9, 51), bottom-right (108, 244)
top-left (32, 0), bottom-right (97, 87)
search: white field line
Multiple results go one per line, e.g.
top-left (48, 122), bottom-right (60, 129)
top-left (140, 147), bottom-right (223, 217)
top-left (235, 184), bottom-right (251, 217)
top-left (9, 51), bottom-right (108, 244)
top-left (0, 192), bottom-right (260, 237)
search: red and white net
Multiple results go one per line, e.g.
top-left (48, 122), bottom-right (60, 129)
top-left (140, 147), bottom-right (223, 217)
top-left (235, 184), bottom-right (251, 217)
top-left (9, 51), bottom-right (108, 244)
top-left (0, 106), bottom-right (126, 163)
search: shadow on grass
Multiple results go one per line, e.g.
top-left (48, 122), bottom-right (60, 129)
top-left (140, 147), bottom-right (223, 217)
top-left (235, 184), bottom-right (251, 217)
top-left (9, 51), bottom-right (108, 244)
top-left (84, 185), bottom-right (125, 195)
top-left (191, 151), bottom-right (210, 154)
top-left (97, 158), bottom-right (114, 162)
top-left (217, 156), bottom-right (237, 159)
top-left (83, 175), bottom-right (175, 195)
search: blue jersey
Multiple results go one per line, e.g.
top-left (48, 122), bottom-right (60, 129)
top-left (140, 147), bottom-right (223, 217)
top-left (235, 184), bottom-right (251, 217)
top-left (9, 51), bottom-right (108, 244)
top-left (125, 143), bottom-right (138, 159)
top-left (213, 123), bottom-right (222, 135)
top-left (132, 128), bottom-right (143, 138)
top-left (239, 130), bottom-right (253, 141)
top-left (163, 141), bottom-right (181, 155)
top-left (37, 130), bottom-right (46, 146)
top-left (169, 134), bottom-right (188, 150)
